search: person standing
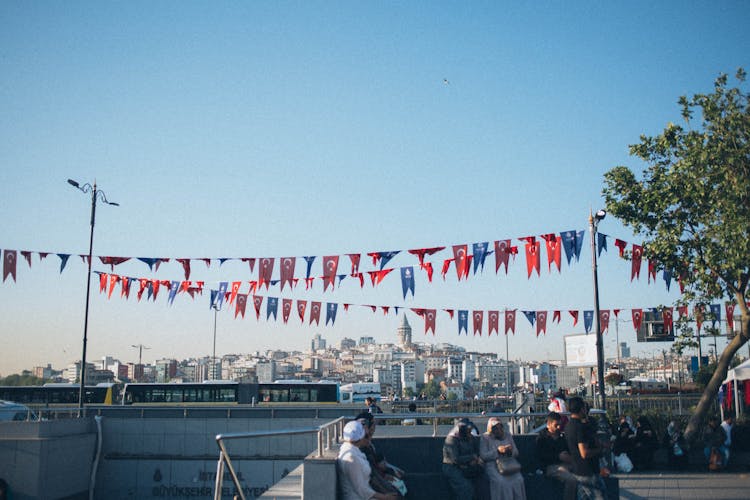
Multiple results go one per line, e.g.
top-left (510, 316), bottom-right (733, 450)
top-left (721, 415), bottom-right (734, 466)
top-left (565, 397), bottom-right (606, 500)
top-left (365, 396), bottom-right (383, 414)
top-left (536, 412), bottom-right (577, 500)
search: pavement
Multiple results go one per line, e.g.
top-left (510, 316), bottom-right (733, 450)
top-left (617, 471), bottom-right (750, 500)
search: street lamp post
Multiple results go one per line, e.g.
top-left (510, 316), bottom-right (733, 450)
top-left (211, 302), bottom-right (221, 380)
top-left (131, 344), bottom-right (150, 382)
top-left (589, 208), bottom-right (607, 412)
top-left (67, 179), bottom-right (118, 416)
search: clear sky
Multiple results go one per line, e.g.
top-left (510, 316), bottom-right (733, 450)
top-left (1, 1), bottom-right (748, 376)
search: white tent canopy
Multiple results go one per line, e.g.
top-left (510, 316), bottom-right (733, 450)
top-left (722, 358), bottom-right (750, 383)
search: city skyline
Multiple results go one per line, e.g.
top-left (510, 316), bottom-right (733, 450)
top-left (1, 2), bottom-right (747, 375)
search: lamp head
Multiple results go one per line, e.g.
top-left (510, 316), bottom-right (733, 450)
top-left (67, 179), bottom-right (80, 188)
top-left (595, 209), bottom-right (606, 221)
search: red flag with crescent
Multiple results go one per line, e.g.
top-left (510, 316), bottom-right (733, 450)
top-left (600, 310), bottom-right (610, 333)
top-left (631, 245), bottom-right (643, 281)
top-left (505, 309), bottom-right (516, 335)
top-left (488, 310), bottom-right (499, 335)
top-left (541, 234), bottom-right (562, 272)
top-left (520, 237), bottom-right (540, 278)
top-left (452, 245), bottom-right (469, 280)
top-left (137, 278), bottom-right (148, 301)
top-left (726, 303), bottom-right (735, 331)
top-left (99, 273), bottom-right (108, 292)
top-left (663, 307), bottom-right (674, 331)
top-left (252, 295), bottom-right (263, 320)
top-left (282, 298), bottom-right (292, 323)
top-left (229, 281), bottom-right (241, 305)
top-left (322, 256), bottom-right (339, 292)
top-left (258, 258), bottom-right (274, 289)
top-left (121, 277), bottom-right (131, 298)
top-left (310, 301), bottom-right (321, 325)
top-left (425, 309), bottom-right (436, 334)
top-left (108, 274), bottom-right (119, 298)
top-left (536, 311), bottom-right (548, 336)
top-left (614, 239), bottom-right (627, 257)
top-left (3, 250), bottom-right (17, 282)
top-left (297, 300), bottom-right (307, 322)
top-left (473, 311), bottom-right (483, 336)
top-left (632, 309), bottom-right (643, 331)
top-left (235, 294), bottom-right (248, 318)
top-left (695, 304), bottom-right (704, 332)
top-left (494, 240), bottom-right (512, 274)
top-left (347, 253), bottom-right (361, 274)
top-left (280, 257), bottom-right (296, 291)
top-left (648, 259), bottom-right (657, 283)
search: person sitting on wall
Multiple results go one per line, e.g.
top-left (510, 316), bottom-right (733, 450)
top-left (720, 415), bottom-right (734, 466)
top-left (663, 419), bottom-right (688, 470)
top-left (480, 417), bottom-right (526, 500)
top-left (537, 412), bottom-right (578, 500)
top-left (356, 412), bottom-right (406, 498)
top-left (337, 420), bottom-right (399, 500)
top-left (703, 416), bottom-right (729, 471)
top-left (631, 416), bottom-right (658, 470)
top-left (443, 417), bottom-right (483, 499)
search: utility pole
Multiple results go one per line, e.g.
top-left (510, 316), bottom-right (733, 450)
top-left (131, 344), bottom-right (150, 382)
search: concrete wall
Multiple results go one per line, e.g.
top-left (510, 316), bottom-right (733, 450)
top-left (0, 419), bottom-right (96, 500)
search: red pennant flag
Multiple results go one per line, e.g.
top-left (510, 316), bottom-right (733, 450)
top-left (175, 258), bottom-right (191, 280)
top-left (695, 304), bottom-right (704, 332)
top-left (235, 294), bottom-right (248, 318)
top-left (343, 303), bottom-right (351, 311)
top-left (200, 258), bottom-right (211, 268)
top-left (408, 247), bottom-right (445, 267)
top-left (494, 240), bottom-right (512, 274)
top-left (39, 252), bottom-right (49, 260)
top-left (282, 298), bottom-right (292, 323)
top-left (258, 258), bottom-right (275, 289)
top-left (536, 311), bottom-right (548, 336)
top-left (241, 258), bottom-right (256, 273)
top-left (247, 281), bottom-right (258, 294)
top-left (613, 309), bottom-right (621, 318)
top-left (310, 301), bottom-right (321, 325)
top-left (726, 303), bottom-right (735, 331)
top-left (552, 310), bottom-right (561, 324)
top-left (381, 306), bottom-right (390, 315)
top-left (569, 310), bottom-right (579, 327)
top-left (107, 274), bottom-right (119, 299)
top-left (99, 273), bottom-right (108, 292)
top-left (121, 277), bottom-right (131, 298)
top-left (421, 262), bottom-right (434, 282)
top-left (137, 278), bottom-right (148, 301)
top-left (368, 268), bottom-right (393, 286)
top-left (663, 307), bottom-right (674, 331)
top-left (99, 256), bottom-right (131, 270)
top-left (631, 244), bottom-right (643, 281)
top-left (322, 255), bottom-right (339, 292)
top-left (347, 253), bottom-right (361, 274)
top-left (21, 251), bottom-right (32, 268)
top-left (504, 309), bottom-right (516, 335)
top-left (252, 295), bottom-right (263, 320)
top-left (648, 259), bottom-right (657, 283)
top-left (541, 234), bottom-right (562, 272)
top-left (365, 305), bottom-right (377, 313)
top-left (600, 310), bottom-right (610, 333)
top-left (441, 259), bottom-right (453, 280)
top-left (304, 277), bottom-right (315, 290)
top-left (488, 310), bottom-right (499, 335)
top-left (444, 309), bottom-right (455, 319)
top-left (351, 272), bottom-right (365, 288)
top-left (181, 281), bottom-right (190, 292)
top-left (452, 245), bottom-right (469, 280)
top-left (521, 237), bottom-right (540, 278)
top-left (280, 257), bottom-right (296, 292)
top-left (473, 310), bottom-right (484, 336)
top-left (423, 309), bottom-right (435, 334)
top-left (151, 279), bottom-right (161, 300)
top-left (3, 250), bottom-right (17, 282)
top-left (297, 300), bottom-right (307, 322)
top-left (632, 309), bottom-right (643, 332)
top-left (229, 281), bottom-right (241, 305)
top-left (614, 239), bottom-right (627, 257)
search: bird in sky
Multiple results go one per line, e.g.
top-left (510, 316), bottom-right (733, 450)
top-left (443, 78), bottom-right (450, 85)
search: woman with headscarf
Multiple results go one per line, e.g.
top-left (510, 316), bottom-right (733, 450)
top-left (442, 417), bottom-right (482, 499)
top-left (337, 420), bottom-right (399, 500)
top-left (479, 417), bottom-right (527, 500)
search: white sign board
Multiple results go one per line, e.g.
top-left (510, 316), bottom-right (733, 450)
top-left (564, 334), bottom-right (598, 367)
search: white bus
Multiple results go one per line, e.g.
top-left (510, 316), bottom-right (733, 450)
top-left (339, 383), bottom-right (381, 404)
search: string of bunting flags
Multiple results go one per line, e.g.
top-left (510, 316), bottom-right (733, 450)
top-left (88, 269), bottom-right (739, 339)
top-left (1, 229), bottom-right (685, 293)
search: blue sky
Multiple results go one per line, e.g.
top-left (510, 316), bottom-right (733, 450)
top-left (1, 1), bottom-right (747, 375)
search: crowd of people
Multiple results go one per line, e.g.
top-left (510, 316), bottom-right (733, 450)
top-left (336, 393), bottom-right (740, 499)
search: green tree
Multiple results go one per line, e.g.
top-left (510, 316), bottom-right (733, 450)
top-left (422, 379), bottom-right (442, 399)
top-left (605, 372), bottom-right (623, 389)
top-left (602, 69), bottom-right (749, 441)
top-left (0, 372), bottom-right (46, 386)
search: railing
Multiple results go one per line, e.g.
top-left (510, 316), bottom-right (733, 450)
top-left (212, 416), bottom-right (348, 500)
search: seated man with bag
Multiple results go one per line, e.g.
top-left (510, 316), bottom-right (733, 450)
top-left (536, 412), bottom-right (578, 500)
top-left (443, 418), bottom-right (483, 499)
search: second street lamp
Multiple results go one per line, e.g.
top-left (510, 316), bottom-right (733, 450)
top-left (589, 208), bottom-right (607, 412)
top-left (67, 179), bottom-right (118, 416)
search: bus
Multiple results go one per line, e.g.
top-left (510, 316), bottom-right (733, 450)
top-left (121, 381), bottom-right (339, 405)
top-left (339, 383), bottom-right (381, 404)
top-left (0, 383), bottom-right (121, 406)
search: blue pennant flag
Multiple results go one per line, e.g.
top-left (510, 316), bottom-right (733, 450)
top-left (219, 258), bottom-right (231, 266)
top-left (137, 257), bottom-right (159, 271)
top-left (663, 269), bottom-right (672, 291)
top-left (710, 304), bottom-right (721, 326)
top-left (216, 282), bottom-right (228, 308)
top-left (522, 311), bottom-right (536, 326)
top-left (561, 231), bottom-right (577, 264)
top-left (401, 266), bottom-right (415, 299)
top-left (146, 281), bottom-right (154, 301)
top-left (377, 251), bottom-right (400, 270)
top-left (458, 310), bottom-right (468, 335)
top-left (210, 290), bottom-right (219, 308)
top-left (472, 242), bottom-right (489, 274)
top-left (168, 281), bottom-right (180, 305)
top-left (267, 297), bottom-right (279, 320)
top-left (574, 230), bottom-right (585, 260)
top-left (597, 233), bottom-right (608, 257)
top-left (326, 302), bottom-right (338, 326)
top-left (303, 256), bottom-right (316, 279)
top-left (337, 274), bottom-right (347, 287)
top-left (57, 253), bottom-right (71, 273)
top-left (583, 310), bottom-right (594, 333)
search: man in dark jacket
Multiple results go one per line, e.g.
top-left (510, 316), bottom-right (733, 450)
top-left (537, 412), bottom-right (577, 500)
top-left (565, 397), bottom-right (606, 500)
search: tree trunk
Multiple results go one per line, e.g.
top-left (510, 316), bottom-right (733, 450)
top-left (684, 306), bottom-right (749, 443)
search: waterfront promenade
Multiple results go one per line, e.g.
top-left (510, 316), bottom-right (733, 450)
top-left (617, 471), bottom-right (750, 500)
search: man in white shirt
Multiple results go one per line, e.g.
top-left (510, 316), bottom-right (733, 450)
top-left (337, 420), bottom-right (398, 500)
top-left (720, 415), bottom-right (733, 465)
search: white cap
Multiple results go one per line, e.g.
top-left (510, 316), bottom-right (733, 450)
top-left (343, 420), bottom-right (366, 442)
